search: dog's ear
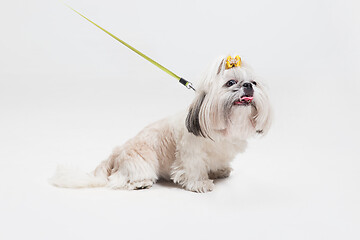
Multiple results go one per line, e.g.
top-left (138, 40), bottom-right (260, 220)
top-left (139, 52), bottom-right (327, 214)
top-left (251, 93), bottom-right (273, 136)
top-left (186, 92), bottom-right (207, 137)
top-left (254, 105), bottom-right (273, 136)
top-left (217, 58), bottom-right (226, 75)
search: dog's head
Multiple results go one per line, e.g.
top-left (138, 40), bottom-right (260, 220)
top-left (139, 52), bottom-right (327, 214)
top-left (186, 55), bottom-right (272, 139)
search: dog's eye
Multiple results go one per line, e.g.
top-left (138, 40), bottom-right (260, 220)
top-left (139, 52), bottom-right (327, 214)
top-left (251, 81), bottom-right (257, 86)
top-left (225, 80), bottom-right (237, 87)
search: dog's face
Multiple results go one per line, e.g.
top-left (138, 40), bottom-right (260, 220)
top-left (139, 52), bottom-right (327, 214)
top-left (186, 55), bottom-right (272, 139)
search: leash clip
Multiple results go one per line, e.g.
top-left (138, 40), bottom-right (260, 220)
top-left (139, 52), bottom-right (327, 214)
top-left (179, 78), bottom-right (196, 91)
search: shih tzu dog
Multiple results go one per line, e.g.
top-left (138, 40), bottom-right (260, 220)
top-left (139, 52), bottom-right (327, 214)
top-left (50, 55), bottom-right (272, 193)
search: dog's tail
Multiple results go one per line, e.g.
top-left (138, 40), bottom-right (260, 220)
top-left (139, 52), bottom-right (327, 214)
top-left (49, 164), bottom-right (108, 188)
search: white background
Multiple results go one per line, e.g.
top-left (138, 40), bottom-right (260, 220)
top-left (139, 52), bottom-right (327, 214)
top-left (1, 0), bottom-right (359, 239)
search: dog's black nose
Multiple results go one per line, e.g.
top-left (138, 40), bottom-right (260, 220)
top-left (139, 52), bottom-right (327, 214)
top-left (243, 82), bottom-right (253, 89)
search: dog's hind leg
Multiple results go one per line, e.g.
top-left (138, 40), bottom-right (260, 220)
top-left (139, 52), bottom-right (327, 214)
top-left (106, 145), bottom-right (159, 190)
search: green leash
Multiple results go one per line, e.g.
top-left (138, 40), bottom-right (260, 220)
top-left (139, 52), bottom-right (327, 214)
top-left (63, 3), bottom-right (195, 91)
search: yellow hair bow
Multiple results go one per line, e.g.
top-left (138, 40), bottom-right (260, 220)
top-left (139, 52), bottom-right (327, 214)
top-left (226, 55), bottom-right (241, 69)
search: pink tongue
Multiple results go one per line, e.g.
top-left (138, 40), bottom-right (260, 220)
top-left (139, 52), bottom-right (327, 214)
top-left (241, 96), bottom-right (253, 102)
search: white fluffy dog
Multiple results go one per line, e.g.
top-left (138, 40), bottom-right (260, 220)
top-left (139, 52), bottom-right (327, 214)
top-left (50, 55), bottom-right (272, 193)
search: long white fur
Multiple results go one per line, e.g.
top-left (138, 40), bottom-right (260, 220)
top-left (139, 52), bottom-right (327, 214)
top-left (50, 55), bottom-right (272, 193)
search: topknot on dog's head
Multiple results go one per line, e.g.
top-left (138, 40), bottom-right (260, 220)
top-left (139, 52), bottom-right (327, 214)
top-left (195, 54), bottom-right (253, 91)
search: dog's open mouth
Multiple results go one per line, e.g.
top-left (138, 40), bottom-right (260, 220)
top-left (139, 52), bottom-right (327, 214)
top-left (234, 95), bottom-right (254, 105)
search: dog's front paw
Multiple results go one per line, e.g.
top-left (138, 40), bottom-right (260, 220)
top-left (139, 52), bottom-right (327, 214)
top-left (185, 180), bottom-right (214, 193)
top-left (209, 167), bottom-right (232, 179)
